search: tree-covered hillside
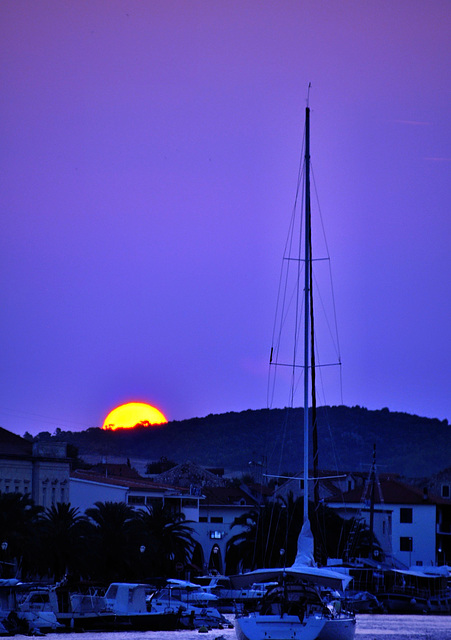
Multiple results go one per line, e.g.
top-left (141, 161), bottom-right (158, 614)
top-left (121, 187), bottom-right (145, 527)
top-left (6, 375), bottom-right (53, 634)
top-left (39, 406), bottom-right (450, 478)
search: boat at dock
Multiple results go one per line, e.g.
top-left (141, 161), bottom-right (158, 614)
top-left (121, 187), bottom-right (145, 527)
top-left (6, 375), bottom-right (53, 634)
top-left (104, 582), bottom-right (180, 630)
top-left (0, 579), bottom-right (62, 635)
top-left (149, 579), bottom-right (229, 629)
top-left (337, 561), bottom-right (451, 614)
top-left (3, 580), bottom-right (183, 632)
top-left (194, 574), bottom-right (275, 612)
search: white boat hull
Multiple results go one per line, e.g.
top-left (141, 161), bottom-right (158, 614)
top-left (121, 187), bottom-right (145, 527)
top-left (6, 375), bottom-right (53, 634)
top-left (235, 612), bottom-right (326, 640)
top-left (318, 616), bottom-right (356, 640)
top-left (19, 610), bottom-right (62, 632)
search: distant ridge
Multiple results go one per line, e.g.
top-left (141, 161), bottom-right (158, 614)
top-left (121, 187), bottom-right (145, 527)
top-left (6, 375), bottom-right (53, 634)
top-left (42, 406), bottom-right (449, 478)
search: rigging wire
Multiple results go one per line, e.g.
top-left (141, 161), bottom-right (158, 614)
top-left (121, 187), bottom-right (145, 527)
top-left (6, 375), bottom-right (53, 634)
top-left (311, 164), bottom-right (343, 376)
top-left (265, 124), bottom-right (307, 481)
top-left (267, 125), bottom-right (306, 407)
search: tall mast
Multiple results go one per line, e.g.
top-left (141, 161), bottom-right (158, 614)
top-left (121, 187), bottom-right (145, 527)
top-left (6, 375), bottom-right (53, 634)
top-left (303, 106), bottom-right (311, 525)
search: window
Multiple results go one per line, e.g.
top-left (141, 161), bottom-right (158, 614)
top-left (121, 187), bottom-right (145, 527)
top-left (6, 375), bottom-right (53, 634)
top-left (210, 530), bottom-right (224, 539)
top-left (165, 498), bottom-right (181, 514)
top-left (106, 585), bottom-right (118, 599)
top-left (199, 516), bottom-right (208, 523)
top-left (400, 537), bottom-right (413, 552)
top-left (182, 498), bottom-right (198, 508)
top-left (146, 496), bottom-right (163, 508)
top-left (128, 496), bottom-right (145, 505)
top-left (400, 508), bottom-right (412, 523)
top-left (210, 516), bottom-right (223, 523)
top-left (51, 487), bottom-right (56, 504)
top-left (416, 560), bottom-right (423, 566)
top-left (442, 484), bottom-right (450, 498)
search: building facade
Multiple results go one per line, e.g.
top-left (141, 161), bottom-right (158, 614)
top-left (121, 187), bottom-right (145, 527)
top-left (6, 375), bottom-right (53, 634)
top-left (0, 427), bottom-right (70, 509)
top-left (326, 477), bottom-right (451, 567)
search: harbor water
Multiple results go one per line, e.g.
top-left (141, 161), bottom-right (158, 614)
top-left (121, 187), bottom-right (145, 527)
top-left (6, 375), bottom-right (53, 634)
top-left (9, 615), bottom-right (450, 640)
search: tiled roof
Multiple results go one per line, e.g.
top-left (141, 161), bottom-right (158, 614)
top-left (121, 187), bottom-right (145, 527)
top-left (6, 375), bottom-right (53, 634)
top-left (245, 482), bottom-right (274, 497)
top-left (0, 427), bottom-right (33, 456)
top-left (326, 477), bottom-right (447, 506)
top-left (154, 461), bottom-right (226, 488)
top-left (201, 485), bottom-right (258, 506)
top-left (318, 478), bottom-right (343, 498)
top-left (71, 469), bottom-right (190, 493)
top-left (90, 463), bottom-right (142, 479)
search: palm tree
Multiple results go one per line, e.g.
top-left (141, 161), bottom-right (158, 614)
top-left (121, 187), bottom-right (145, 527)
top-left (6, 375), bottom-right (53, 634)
top-left (226, 501), bottom-right (289, 574)
top-left (227, 494), bottom-right (382, 573)
top-left (37, 503), bottom-right (89, 580)
top-left (85, 501), bottom-right (137, 582)
top-left (0, 491), bottom-right (42, 578)
top-left (226, 508), bottom-right (259, 574)
top-left (132, 504), bottom-right (196, 579)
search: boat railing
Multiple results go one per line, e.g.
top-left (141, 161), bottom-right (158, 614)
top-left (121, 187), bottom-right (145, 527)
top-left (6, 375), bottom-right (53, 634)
top-left (70, 590), bottom-right (107, 614)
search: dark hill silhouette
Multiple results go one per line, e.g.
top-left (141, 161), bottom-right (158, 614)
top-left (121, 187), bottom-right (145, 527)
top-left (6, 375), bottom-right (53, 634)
top-left (42, 406), bottom-right (450, 478)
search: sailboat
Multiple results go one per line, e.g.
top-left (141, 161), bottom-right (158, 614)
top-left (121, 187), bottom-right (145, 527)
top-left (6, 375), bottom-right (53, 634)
top-left (234, 104), bottom-right (356, 640)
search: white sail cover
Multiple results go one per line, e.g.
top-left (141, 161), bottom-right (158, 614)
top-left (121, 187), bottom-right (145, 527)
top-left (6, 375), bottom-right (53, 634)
top-left (291, 519), bottom-right (315, 568)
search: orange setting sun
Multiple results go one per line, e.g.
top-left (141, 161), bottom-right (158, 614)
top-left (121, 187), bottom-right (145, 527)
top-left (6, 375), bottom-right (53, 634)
top-left (102, 402), bottom-right (168, 431)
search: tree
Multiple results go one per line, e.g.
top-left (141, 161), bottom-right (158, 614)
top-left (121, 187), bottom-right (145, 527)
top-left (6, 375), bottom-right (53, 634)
top-left (0, 491), bottom-right (42, 578)
top-left (37, 503), bottom-right (89, 580)
top-left (132, 504), bottom-right (195, 579)
top-left (226, 501), bottom-right (289, 574)
top-left (85, 501), bottom-right (137, 582)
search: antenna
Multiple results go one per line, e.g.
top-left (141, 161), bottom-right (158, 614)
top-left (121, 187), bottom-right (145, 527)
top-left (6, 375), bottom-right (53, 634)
top-left (306, 82), bottom-right (312, 107)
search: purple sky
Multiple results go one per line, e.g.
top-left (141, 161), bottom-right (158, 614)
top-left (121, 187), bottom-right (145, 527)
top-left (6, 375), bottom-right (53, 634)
top-left (1, 1), bottom-right (450, 437)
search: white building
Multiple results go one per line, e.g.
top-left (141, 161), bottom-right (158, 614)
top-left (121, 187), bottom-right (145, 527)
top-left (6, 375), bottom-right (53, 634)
top-left (70, 467), bottom-right (201, 521)
top-left (193, 485), bottom-right (258, 574)
top-left (151, 462), bottom-right (260, 574)
top-left (69, 464), bottom-right (257, 576)
top-left (326, 476), bottom-right (451, 567)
